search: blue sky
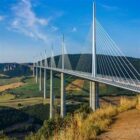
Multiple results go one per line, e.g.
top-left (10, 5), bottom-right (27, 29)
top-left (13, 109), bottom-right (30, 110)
top-left (0, 0), bottom-right (140, 63)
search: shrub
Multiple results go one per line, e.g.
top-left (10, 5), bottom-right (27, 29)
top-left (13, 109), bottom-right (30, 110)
top-left (18, 103), bottom-right (23, 107)
top-left (0, 134), bottom-right (16, 140)
top-left (54, 105), bottom-right (117, 140)
top-left (136, 95), bottom-right (140, 110)
top-left (25, 116), bottom-right (69, 140)
top-left (75, 103), bottom-right (92, 114)
top-left (26, 96), bottom-right (138, 140)
top-left (118, 97), bottom-right (137, 112)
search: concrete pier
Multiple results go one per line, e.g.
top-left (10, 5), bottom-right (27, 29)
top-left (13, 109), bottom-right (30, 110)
top-left (44, 69), bottom-right (46, 99)
top-left (90, 81), bottom-right (99, 111)
top-left (50, 70), bottom-right (54, 119)
top-left (36, 67), bottom-right (38, 83)
top-left (60, 72), bottom-right (66, 117)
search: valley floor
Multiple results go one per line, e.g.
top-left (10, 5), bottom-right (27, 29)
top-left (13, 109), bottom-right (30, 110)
top-left (0, 97), bottom-right (48, 108)
top-left (97, 109), bottom-right (140, 140)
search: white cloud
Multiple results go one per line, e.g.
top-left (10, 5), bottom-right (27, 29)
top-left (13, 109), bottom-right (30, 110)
top-left (11, 0), bottom-right (52, 43)
top-left (9, 0), bottom-right (86, 59)
top-left (0, 15), bottom-right (4, 21)
top-left (51, 26), bottom-right (59, 32)
top-left (100, 4), bottom-right (119, 11)
top-left (38, 18), bottom-right (49, 26)
top-left (71, 27), bottom-right (77, 32)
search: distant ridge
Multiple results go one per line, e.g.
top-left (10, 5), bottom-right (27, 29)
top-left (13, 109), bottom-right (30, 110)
top-left (0, 54), bottom-right (139, 78)
top-left (0, 63), bottom-right (32, 77)
top-left (44, 54), bottom-right (140, 79)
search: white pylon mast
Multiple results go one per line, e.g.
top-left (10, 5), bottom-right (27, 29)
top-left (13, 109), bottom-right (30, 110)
top-left (62, 34), bottom-right (65, 70)
top-left (92, 2), bottom-right (96, 77)
top-left (44, 50), bottom-right (48, 67)
top-left (51, 45), bottom-right (53, 68)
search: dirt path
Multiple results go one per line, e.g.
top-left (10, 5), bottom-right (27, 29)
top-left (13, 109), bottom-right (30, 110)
top-left (0, 82), bottom-right (24, 92)
top-left (97, 109), bottom-right (140, 140)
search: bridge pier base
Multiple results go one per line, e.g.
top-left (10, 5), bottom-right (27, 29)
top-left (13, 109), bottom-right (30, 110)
top-left (90, 81), bottom-right (99, 111)
top-left (39, 67), bottom-right (42, 91)
top-left (60, 73), bottom-right (66, 118)
top-left (44, 69), bottom-right (46, 99)
top-left (50, 70), bottom-right (54, 119)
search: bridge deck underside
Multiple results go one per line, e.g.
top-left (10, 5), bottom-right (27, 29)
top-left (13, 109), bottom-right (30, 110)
top-left (36, 66), bottom-right (140, 93)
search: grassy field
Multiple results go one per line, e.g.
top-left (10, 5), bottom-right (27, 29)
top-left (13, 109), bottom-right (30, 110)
top-left (0, 76), bottom-right (23, 86)
top-left (0, 93), bottom-right (15, 101)
top-left (0, 73), bottom-right (135, 110)
top-left (7, 74), bottom-right (74, 99)
top-left (8, 76), bottom-right (43, 99)
top-left (0, 97), bottom-right (47, 108)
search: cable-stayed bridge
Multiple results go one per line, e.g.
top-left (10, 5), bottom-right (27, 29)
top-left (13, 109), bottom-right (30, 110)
top-left (33, 3), bottom-right (140, 118)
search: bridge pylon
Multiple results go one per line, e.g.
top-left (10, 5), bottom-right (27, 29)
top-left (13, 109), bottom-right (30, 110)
top-left (92, 2), bottom-right (97, 78)
top-left (90, 2), bottom-right (99, 111)
top-left (60, 72), bottom-right (66, 117)
top-left (90, 81), bottom-right (99, 111)
top-left (60, 35), bottom-right (66, 117)
top-left (50, 70), bottom-right (54, 119)
top-left (44, 69), bottom-right (46, 99)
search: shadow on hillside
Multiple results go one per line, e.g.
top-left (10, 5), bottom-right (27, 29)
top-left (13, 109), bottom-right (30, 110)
top-left (54, 74), bottom-right (89, 93)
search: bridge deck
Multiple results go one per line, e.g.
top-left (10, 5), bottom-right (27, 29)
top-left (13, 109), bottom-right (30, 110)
top-left (36, 66), bottom-right (140, 93)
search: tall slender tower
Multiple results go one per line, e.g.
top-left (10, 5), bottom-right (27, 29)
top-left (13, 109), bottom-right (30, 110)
top-left (62, 34), bottom-right (65, 70)
top-left (51, 45), bottom-right (53, 68)
top-left (92, 2), bottom-right (96, 77)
